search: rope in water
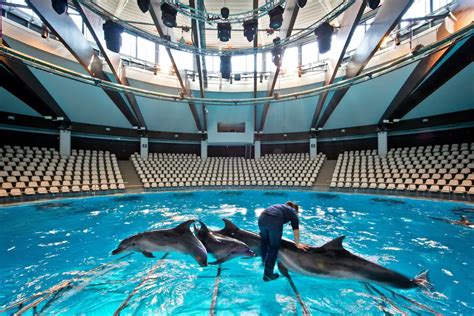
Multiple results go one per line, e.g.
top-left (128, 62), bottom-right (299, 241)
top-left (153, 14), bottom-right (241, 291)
top-left (113, 253), bottom-right (169, 316)
top-left (1, 253), bottom-right (133, 315)
top-left (284, 273), bottom-right (310, 316)
top-left (209, 264), bottom-right (222, 316)
top-left (364, 282), bottom-right (407, 316)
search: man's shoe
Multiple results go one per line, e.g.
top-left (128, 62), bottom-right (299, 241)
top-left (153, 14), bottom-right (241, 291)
top-left (263, 273), bottom-right (280, 282)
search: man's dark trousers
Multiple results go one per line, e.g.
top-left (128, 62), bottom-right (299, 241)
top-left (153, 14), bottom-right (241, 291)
top-left (258, 214), bottom-right (283, 276)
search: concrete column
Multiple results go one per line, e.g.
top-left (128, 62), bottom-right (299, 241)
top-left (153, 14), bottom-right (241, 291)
top-left (309, 137), bottom-right (317, 158)
top-left (201, 140), bottom-right (208, 160)
top-left (59, 130), bottom-right (71, 157)
top-left (254, 140), bottom-right (261, 159)
top-left (378, 131), bottom-right (388, 157)
top-left (140, 137), bottom-right (149, 160)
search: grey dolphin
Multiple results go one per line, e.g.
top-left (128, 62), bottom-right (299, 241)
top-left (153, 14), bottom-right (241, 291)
top-left (215, 219), bottom-right (430, 289)
top-left (194, 221), bottom-right (256, 264)
top-left (112, 220), bottom-right (208, 267)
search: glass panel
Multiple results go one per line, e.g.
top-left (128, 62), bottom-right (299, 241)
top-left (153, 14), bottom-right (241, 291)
top-left (401, 0), bottom-right (430, 28)
top-left (432, 0), bottom-right (449, 11)
top-left (158, 45), bottom-right (172, 71)
top-left (69, 12), bottom-right (83, 33)
top-left (265, 52), bottom-right (276, 72)
top-left (173, 50), bottom-right (194, 70)
top-left (205, 55), bottom-right (218, 72)
top-left (347, 25), bottom-right (365, 52)
top-left (120, 33), bottom-right (137, 57)
top-left (302, 41), bottom-right (318, 65)
top-left (282, 46), bottom-right (298, 72)
top-left (137, 37), bottom-right (156, 63)
top-left (232, 55), bottom-right (247, 73)
top-left (256, 53), bottom-right (263, 73)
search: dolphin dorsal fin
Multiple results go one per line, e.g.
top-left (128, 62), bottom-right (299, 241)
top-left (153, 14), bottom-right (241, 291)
top-left (222, 219), bottom-right (239, 231)
top-left (174, 220), bottom-right (195, 233)
top-left (321, 236), bottom-right (346, 250)
top-left (197, 221), bottom-right (209, 234)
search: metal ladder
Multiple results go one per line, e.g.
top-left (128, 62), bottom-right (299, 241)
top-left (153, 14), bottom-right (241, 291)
top-left (244, 144), bottom-right (253, 159)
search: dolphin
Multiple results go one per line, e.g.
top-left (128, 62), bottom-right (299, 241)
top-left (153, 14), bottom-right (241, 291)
top-left (194, 221), bottom-right (256, 264)
top-left (215, 219), bottom-right (430, 289)
top-left (112, 220), bottom-right (208, 267)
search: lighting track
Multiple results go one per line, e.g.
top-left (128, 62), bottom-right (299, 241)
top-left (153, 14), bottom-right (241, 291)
top-left (0, 25), bottom-right (471, 106)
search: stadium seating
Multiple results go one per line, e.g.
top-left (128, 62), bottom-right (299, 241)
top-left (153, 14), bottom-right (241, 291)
top-left (0, 145), bottom-right (125, 199)
top-left (330, 143), bottom-right (474, 198)
top-left (131, 152), bottom-right (326, 189)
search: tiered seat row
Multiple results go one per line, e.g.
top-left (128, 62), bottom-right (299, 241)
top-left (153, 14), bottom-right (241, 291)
top-left (0, 145), bottom-right (125, 198)
top-left (132, 152), bottom-right (325, 188)
top-left (330, 143), bottom-right (474, 196)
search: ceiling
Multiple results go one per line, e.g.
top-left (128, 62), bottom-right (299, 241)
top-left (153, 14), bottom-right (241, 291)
top-left (93, 0), bottom-right (344, 49)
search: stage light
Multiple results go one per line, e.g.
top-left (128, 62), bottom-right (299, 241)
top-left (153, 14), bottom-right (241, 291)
top-left (137, 0), bottom-right (150, 13)
top-left (218, 22), bottom-right (231, 42)
top-left (220, 55), bottom-right (231, 79)
top-left (51, 0), bottom-right (67, 14)
top-left (243, 19), bottom-right (258, 42)
top-left (368, 0), bottom-right (380, 10)
top-left (221, 7), bottom-right (229, 19)
top-left (314, 22), bottom-right (334, 54)
top-left (271, 37), bottom-right (282, 67)
top-left (161, 3), bottom-right (177, 28)
top-left (103, 20), bottom-right (124, 53)
top-left (268, 5), bottom-right (284, 30)
top-left (297, 0), bottom-right (307, 8)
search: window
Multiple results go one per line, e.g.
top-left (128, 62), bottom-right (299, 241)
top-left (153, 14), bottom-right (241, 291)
top-left (217, 122), bottom-right (245, 133)
top-left (401, 0), bottom-right (430, 28)
top-left (265, 52), bottom-right (276, 72)
top-left (158, 45), bottom-right (172, 71)
top-left (137, 37), bottom-right (156, 63)
top-left (302, 41), bottom-right (319, 65)
top-left (173, 50), bottom-right (194, 70)
top-left (282, 46), bottom-right (299, 72)
top-left (432, 0), bottom-right (449, 11)
top-left (205, 55), bottom-right (219, 72)
top-left (68, 11), bottom-right (83, 33)
top-left (120, 33), bottom-right (137, 58)
top-left (256, 53), bottom-right (263, 72)
top-left (7, 0), bottom-right (40, 24)
top-left (347, 25), bottom-right (365, 52)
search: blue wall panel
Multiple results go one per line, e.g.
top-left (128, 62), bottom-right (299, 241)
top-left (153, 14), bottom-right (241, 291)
top-left (0, 88), bottom-right (42, 117)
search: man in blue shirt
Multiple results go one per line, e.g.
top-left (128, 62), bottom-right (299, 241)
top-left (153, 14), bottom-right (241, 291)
top-left (258, 201), bottom-right (309, 281)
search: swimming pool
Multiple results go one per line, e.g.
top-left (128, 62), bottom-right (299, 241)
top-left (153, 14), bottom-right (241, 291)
top-left (0, 191), bottom-right (472, 315)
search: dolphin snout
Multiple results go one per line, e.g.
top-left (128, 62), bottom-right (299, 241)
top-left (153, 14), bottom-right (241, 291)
top-left (112, 247), bottom-right (124, 255)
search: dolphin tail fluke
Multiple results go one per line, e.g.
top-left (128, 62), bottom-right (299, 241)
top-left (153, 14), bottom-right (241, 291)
top-left (413, 270), bottom-right (433, 291)
top-left (277, 262), bottom-right (290, 278)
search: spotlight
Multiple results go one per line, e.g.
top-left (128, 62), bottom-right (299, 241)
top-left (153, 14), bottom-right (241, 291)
top-left (137, 0), bottom-right (150, 13)
top-left (217, 22), bottom-right (231, 42)
top-left (314, 22), bottom-right (334, 54)
top-left (268, 5), bottom-right (284, 30)
top-left (367, 0), bottom-right (380, 10)
top-left (221, 7), bottom-right (229, 19)
top-left (41, 24), bottom-right (49, 39)
top-left (271, 37), bottom-right (282, 67)
top-left (220, 55), bottom-right (231, 79)
top-left (103, 20), bottom-right (124, 53)
top-left (259, 73), bottom-right (263, 83)
top-left (297, 0), bottom-right (307, 8)
top-left (161, 3), bottom-right (177, 28)
top-left (51, 0), bottom-right (68, 14)
top-left (243, 19), bottom-right (258, 42)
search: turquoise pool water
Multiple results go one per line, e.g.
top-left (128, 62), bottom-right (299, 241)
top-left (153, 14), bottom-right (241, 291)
top-left (0, 191), bottom-right (473, 315)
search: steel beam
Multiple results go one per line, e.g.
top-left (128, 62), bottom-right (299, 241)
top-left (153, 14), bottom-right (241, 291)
top-left (72, 0), bottom-right (146, 129)
top-left (26, 0), bottom-right (140, 127)
top-left (310, 0), bottom-right (367, 129)
top-left (253, 0), bottom-right (259, 131)
top-left (389, 35), bottom-right (473, 120)
top-left (316, 0), bottom-right (414, 128)
top-left (1, 42), bottom-right (70, 122)
top-left (259, 0), bottom-right (300, 132)
top-left (379, 0), bottom-right (474, 123)
top-left (149, 0), bottom-right (202, 132)
top-left (189, 0), bottom-right (207, 131)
